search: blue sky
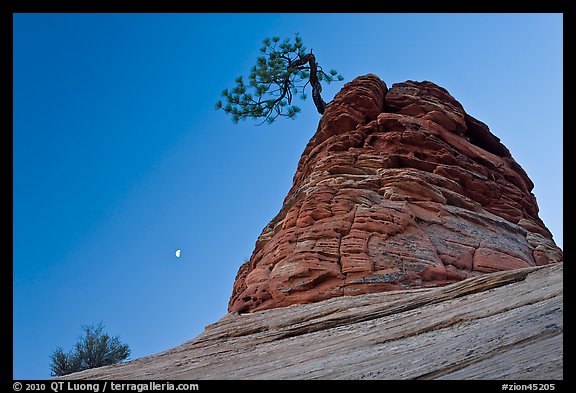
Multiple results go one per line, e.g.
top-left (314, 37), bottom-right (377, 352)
top-left (13, 13), bottom-right (562, 379)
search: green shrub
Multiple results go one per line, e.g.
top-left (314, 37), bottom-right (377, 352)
top-left (50, 322), bottom-right (130, 376)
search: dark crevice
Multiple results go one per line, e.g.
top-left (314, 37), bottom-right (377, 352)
top-left (464, 113), bottom-right (510, 158)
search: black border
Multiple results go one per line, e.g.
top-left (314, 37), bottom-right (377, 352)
top-left (4, 0), bottom-right (569, 13)
top-left (4, 0), bottom-right (14, 384)
top-left (5, 0), bottom-right (568, 387)
top-left (6, 380), bottom-right (570, 390)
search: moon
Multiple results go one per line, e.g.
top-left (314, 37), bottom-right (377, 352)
top-left (175, 249), bottom-right (181, 258)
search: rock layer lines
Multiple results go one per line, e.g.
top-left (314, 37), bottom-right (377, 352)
top-left (229, 74), bottom-right (562, 313)
top-left (65, 263), bottom-right (563, 380)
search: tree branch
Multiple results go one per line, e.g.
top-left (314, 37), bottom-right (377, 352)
top-left (292, 52), bottom-right (326, 114)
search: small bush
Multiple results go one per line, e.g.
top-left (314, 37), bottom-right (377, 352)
top-left (50, 322), bottom-right (130, 376)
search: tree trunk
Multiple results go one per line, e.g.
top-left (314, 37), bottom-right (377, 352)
top-left (291, 53), bottom-right (326, 115)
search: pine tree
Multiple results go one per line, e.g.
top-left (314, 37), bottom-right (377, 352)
top-left (216, 34), bottom-right (343, 125)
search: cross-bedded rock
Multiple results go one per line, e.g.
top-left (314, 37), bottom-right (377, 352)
top-left (228, 74), bottom-right (562, 313)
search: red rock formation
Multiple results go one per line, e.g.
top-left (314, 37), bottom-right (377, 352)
top-left (228, 74), bottom-right (563, 313)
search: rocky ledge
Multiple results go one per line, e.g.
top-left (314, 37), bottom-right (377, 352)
top-left (66, 263), bottom-right (563, 380)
